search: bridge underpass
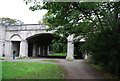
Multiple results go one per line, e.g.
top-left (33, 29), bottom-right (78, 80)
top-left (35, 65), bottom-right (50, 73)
top-left (27, 33), bottom-right (54, 57)
top-left (0, 24), bottom-right (78, 60)
top-left (27, 33), bottom-right (84, 59)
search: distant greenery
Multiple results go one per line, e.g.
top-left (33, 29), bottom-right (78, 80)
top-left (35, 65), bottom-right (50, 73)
top-left (49, 53), bottom-right (77, 56)
top-left (16, 57), bottom-right (26, 59)
top-left (2, 61), bottom-right (65, 79)
top-left (0, 58), bottom-right (5, 60)
top-left (0, 17), bottom-right (24, 26)
top-left (41, 60), bottom-right (58, 63)
top-left (50, 36), bottom-right (67, 53)
top-left (49, 53), bottom-right (67, 56)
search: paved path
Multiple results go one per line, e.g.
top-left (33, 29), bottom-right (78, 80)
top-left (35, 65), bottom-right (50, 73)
top-left (57, 59), bottom-right (107, 79)
top-left (1, 58), bottom-right (107, 79)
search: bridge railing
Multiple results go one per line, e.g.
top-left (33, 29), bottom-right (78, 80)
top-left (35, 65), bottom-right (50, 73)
top-left (6, 24), bottom-right (49, 30)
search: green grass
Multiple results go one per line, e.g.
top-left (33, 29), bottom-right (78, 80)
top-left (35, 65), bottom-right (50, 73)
top-left (85, 59), bottom-right (105, 71)
top-left (91, 64), bottom-right (105, 71)
top-left (85, 59), bottom-right (118, 79)
top-left (0, 61), bottom-right (2, 80)
top-left (0, 58), bottom-right (5, 60)
top-left (49, 53), bottom-right (77, 56)
top-left (67, 59), bottom-right (74, 61)
top-left (2, 61), bottom-right (65, 79)
top-left (16, 57), bottom-right (26, 59)
top-left (49, 53), bottom-right (67, 56)
top-left (40, 60), bottom-right (58, 63)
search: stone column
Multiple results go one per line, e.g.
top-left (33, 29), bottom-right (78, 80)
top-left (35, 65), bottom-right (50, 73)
top-left (44, 46), bottom-right (47, 56)
top-left (47, 46), bottom-right (49, 55)
top-left (66, 35), bottom-right (74, 60)
top-left (0, 25), bottom-right (5, 57)
top-left (42, 46), bottom-right (45, 56)
top-left (19, 40), bottom-right (28, 57)
top-left (4, 41), bottom-right (12, 57)
top-left (36, 45), bottom-right (39, 56)
top-left (38, 46), bottom-right (41, 55)
top-left (40, 46), bottom-right (43, 56)
top-left (32, 43), bottom-right (36, 57)
top-left (0, 41), bottom-right (3, 57)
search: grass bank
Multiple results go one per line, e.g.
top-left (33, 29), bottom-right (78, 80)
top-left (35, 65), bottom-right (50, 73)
top-left (2, 61), bottom-right (65, 79)
top-left (85, 59), bottom-right (119, 79)
top-left (49, 53), bottom-right (67, 56)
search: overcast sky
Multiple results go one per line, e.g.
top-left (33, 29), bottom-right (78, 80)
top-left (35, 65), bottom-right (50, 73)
top-left (0, 0), bottom-right (47, 24)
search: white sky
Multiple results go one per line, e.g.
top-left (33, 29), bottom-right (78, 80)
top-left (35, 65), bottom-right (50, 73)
top-left (0, 0), bottom-right (47, 24)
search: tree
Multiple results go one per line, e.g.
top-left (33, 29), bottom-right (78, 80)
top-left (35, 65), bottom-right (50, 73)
top-left (25, 1), bottom-right (120, 77)
top-left (0, 17), bottom-right (24, 26)
top-left (25, 2), bottom-right (119, 38)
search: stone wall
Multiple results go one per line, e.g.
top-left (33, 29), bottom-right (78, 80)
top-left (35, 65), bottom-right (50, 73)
top-left (0, 24), bottom-right (75, 59)
top-left (0, 25), bottom-right (5, 57)
top-left (3, 24), bottom-right (55, 57)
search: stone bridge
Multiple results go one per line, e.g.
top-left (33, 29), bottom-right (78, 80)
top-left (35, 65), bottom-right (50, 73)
top-left (0, 24), bottom-right (75, 60)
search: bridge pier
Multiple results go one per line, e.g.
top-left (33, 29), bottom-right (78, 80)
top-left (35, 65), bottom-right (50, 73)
top-left (0, 24), bottom-right (76, 59)
top-left (0, 25), bottom-right (5, 57)
top-left (5, 41), bottom-right (12, 57)
top-left (66, 35), bottom-right (74, 60)
top-left (19, 40), bottom-right (28, 57)
top-left (32, 43), bottom-right (37, 57)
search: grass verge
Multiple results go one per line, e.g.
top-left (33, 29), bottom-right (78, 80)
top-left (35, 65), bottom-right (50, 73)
top-left (16, 57), bottom-right (25, 59)
top-left (85, 59), bottom-right (118, 79)
top-left (2, 61), bottom-right (65, 79)
top-left (0, 58), bottom-right (5, 60)
top-left (49, 53), bottom-right (67, 56)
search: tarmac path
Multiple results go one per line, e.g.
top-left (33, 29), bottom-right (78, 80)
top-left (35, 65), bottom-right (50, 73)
top-left (1, 58), bottom-right (107, 79)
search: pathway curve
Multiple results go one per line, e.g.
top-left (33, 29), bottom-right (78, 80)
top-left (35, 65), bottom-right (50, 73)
top-left (57, 59), bottom-right (107, 79)
top-left (1, 58), bottom-right (107, 79)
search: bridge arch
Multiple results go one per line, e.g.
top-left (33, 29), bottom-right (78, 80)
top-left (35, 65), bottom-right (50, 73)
top-left (10, 34), bottom-right (22, 41)
top-left (2, 24), bottom-right (74, 60)
top-left (10, 34), bottom-right (22, 57)
top-left (26, 33), bottom-right (54, 57)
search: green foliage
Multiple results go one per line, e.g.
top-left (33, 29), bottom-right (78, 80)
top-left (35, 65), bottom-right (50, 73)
top-left (82, 28), bottom-right (120, 77)
top-left (2, 61), bottom-right (65, 79)
top-left (25, 1), bottom-right (120, 78)
top-left (0, 17), bottom-right (24, 26)
top-left (0, 58), bottom-right (5, 60)
top-left (50, 35), bottom-right (67, 53)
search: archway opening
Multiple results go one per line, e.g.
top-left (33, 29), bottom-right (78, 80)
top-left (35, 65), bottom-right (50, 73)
top-left (74, 42), bottom-right (85, 59)
top-left (27, 33), bottom-right (54, 57)
top-left (10, 35), bottom-right (21, 57)
top-left (11, 41), bottom-right (20, 57)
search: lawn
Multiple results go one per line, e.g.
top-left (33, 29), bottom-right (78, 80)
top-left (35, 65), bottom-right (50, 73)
top-left (0, 58), bottom-right (5, 60)
top-left (49, 53), bottom-right (67, 56)
top-left (2, 61), bottom-right (65, 79)
top-left (49, 53), bottom-right (78, 57)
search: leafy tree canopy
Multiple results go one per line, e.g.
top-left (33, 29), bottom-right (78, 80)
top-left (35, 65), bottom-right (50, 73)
top-left (24, 1), bottom-right (120, 77)
top-left (0, 17), bottom-right (24, 26)
top-left (24, 1), bottom-right (120, 40)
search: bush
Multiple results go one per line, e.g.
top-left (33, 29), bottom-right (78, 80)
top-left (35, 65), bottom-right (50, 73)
top-left (81, 28), bottom-right (120, 78)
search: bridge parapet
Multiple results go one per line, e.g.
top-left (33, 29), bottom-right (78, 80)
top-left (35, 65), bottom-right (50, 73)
top-left (6, 24), bottom-right (49, 31)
